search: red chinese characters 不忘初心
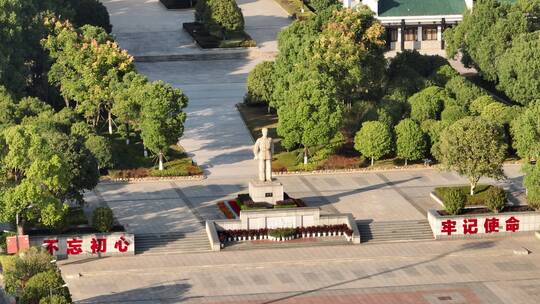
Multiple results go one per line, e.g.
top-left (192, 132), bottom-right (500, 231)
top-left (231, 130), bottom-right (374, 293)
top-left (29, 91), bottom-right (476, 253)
top-left (43, 239), bottom-right (59, 255)
top-left (90, 238), bottom-right (107, 253)
top-left (114, 236), bottom-right (130, 252)
top-left (66, 238), bottom-right (83, 255)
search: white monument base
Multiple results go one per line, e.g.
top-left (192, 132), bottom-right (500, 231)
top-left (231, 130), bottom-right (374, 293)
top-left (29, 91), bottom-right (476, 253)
top-left (249, 180), bottom-right (284, 205)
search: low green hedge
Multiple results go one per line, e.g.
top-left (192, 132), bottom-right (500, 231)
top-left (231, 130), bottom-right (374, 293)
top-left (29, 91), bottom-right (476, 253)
top-left (435, 185), bottom-right (500, 206)
top-left (269, 227), bottom-right (296, 238)
top-left (149, 158), bottom-right (203, 177)
top-left (160, 0), bottom-right (197, 9)
top-left (183, 22), bottom-right (256, 49)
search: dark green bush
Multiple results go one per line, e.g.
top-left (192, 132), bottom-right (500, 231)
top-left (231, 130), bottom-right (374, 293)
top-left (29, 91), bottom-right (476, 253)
top-left (40, 295), bottom-right (70, 304)
top-left (21, 271), bottom-right (70, 304)
top-left (441, 105), bottom-right (468, 123)
top-left (195, 0), bottom-right (244, 36)
top-left (389, 50), bottom-right (448, 78)
top-left (428, 64), bottom-right (459, 86)
top-left (308, 0), bottom-right (341, 11)
top-left (3, 248), bottom-right (55, 296)
top-left (92, 207), bottom-right (114, 233)
top-left (160, 0), bottom-right (197, 9)
top-left (269, 228), bottom-right (296, 238)
top-left (85, 135), bottom-right (113, 169)
top-left (485, 186), bottom-right (506, 213)
top-left (445, 76), bottom-right (486, 105)
top-left (443, 188), bottom-right (466, 215)
top-left (69, 0), bottom-right (112, 33)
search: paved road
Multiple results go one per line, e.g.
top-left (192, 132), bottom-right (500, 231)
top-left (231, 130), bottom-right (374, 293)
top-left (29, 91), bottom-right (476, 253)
top-left (62, 236), bottom-right (540, 303)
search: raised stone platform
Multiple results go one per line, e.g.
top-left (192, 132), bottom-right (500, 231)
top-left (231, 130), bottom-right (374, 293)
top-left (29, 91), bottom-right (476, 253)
top-left (249, 180), bottom-right (284, 205)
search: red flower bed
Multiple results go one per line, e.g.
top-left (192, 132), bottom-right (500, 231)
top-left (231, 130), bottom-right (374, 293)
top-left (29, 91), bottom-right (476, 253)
top-left (227, 200), bottom-right (241, 216)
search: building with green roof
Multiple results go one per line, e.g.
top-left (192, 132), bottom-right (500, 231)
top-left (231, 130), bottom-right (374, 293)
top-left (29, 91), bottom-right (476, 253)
top-left (343, 0), bottom-right (473, 52)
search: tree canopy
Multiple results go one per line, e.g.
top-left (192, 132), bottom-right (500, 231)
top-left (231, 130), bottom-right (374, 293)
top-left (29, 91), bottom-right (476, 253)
top-left (394, 119), bottom-right (427, 165)
top-left (354, 120), bottom-right (393, 166)
top-left (408, 86), bottom-right (447, 122)
top-left (511, 101), bottom-right (540, 160)
top-left (438, 117), bottom-right (507, 195)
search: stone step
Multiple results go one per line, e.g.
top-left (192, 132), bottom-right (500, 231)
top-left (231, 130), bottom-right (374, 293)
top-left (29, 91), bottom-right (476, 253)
top-left (135, 231), bottom-right (211, 254)
top-left (358, 220), bottom-right (434, 244)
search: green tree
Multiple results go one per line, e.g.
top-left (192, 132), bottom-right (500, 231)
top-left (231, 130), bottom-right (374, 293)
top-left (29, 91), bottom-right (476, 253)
top-left (438, 117), bottom-right (507, 195)
top-left (480, 102), bottom-right (516, 126)
top-left (394, 119), bottom-right (427, 166)
top-left (497, 32), bottom-right (540, 105)
top-left (140, 81), bottom-right (188, 170)
top-left (277, 66), bottom-right (343, 162)
top-left (308, 0), bottom-right (341, 11)
top-left (84, 135), bottom-right (113, 170)
top-left (312, 7), bottom-right (386, 103)
top-left (245, 61), bottom-right (275, 109)
top-left (68, 0), bottom-right (112, 33)
top-left (428, 64), bottom-right (459, 86)
top-left (111, 72), bottom-right (147, 144)
top-left (92, 206), bottom-right (114, 232)
top-left (408, 86), bottom-right (446, 122)
top-left (523, 163), bottom-right (540, 210)
top-left (421, 119), bottom-right (450, 161)
top-left (44, 22), bottom-right (134, 131)
top-left (354, 121), bottom-right (393, 166)
top-left (0, 124), bottom-right (84, 231)
top-left (511, 101), bottom-right (540, 160)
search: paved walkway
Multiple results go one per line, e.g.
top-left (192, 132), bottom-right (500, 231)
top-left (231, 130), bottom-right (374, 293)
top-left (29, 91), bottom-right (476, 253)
top-left (61, 236), bottom-right (540, 303)
top-left (88, 165), bottom-right (525, 234)
top-left (103, 0), bottom-right (290, 57)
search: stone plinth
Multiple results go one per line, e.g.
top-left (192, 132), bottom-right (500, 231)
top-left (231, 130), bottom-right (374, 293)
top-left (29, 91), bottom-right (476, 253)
top-left (249, 180), bottom-right (284, 205)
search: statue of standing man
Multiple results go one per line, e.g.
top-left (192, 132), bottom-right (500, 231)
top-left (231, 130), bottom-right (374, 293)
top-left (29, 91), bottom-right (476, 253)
top-left (253, 128), bottom-right (273, 182)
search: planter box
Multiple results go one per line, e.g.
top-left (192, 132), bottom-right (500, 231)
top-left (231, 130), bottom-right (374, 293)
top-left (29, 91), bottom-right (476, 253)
top-left (427, 209), bottom-right (540, 239)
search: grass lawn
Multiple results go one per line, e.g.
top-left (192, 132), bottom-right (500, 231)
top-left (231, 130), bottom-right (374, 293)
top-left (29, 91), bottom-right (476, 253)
top-left (238, 104), bottom-right (427, 172)
top-left (106, 134), bottom-right (202, 179)
top-left (434, 184), bottom-right (495, 206)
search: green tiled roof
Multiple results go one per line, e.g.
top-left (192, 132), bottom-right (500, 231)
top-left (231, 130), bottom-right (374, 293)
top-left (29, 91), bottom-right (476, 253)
top-left (378, 0), bottom-right (467, 17)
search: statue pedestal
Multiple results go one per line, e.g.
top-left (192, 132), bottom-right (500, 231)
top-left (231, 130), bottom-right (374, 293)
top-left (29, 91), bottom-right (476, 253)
top-left (249, 180), bottom-right (284, 205)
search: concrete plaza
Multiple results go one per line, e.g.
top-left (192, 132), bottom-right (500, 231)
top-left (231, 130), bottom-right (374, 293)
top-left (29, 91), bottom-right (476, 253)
top-left (61, 1), bottom-right (540, 303)
top-left (62, 236), bottom-right (540, 303)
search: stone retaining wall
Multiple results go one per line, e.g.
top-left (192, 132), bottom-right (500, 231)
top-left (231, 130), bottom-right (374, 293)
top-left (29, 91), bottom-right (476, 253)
top-left (427, 209), bottom-right (540, 239)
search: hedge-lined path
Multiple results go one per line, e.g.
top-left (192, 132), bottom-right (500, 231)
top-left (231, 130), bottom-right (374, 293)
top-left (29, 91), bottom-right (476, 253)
top-left (103, 0), bottom-right (290, 59)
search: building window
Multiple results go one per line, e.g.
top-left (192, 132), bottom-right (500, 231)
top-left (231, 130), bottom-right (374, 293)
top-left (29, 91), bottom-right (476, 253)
top-left (404, 28), bottom-right (417, 41)
top-left (423, 27), bottom-right (437, 41)
top-left (389, 29), bottom-right (398, 42)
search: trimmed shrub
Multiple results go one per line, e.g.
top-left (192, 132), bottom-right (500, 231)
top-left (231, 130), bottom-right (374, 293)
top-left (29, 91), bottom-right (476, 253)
top-left (524, 163), bottom-right (540, 210)
top-left (443, 188), bottom-right (466, 215)
top-left (445, 76), bottom-right (486, 105)
top-left (389, 50), bottom-right (448, 78)
top-left (85, 135), bottom-right (113, 169)
top-left (40, 295), bottom-right (70, 304)
top-left (429, 64), bottom-right (459, 86)
top-left (245, 61), bottom-right (275, 106)
top-left (3, 248), bottom-right (55, 296)
top-left (408, 86), bottom-right (446, 122)
top-left (308, 0), bottom-right (341, 11)
top-left (195, 0), bottom-right (244, 36)
top-left (92, 207), bottom-right (114, 233)
top-left (470, 95), bottom-right (498, 115)
top-left (485, 186), bottom-right (506, 213)
top-left (269, 228), bottom-right (296, 238)
top-left (441, 105), bottom-right (468, 123)
top-left (69, 0), bottom-right (112, 33)
top-left (21, 271), bottom-right (70, 304)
